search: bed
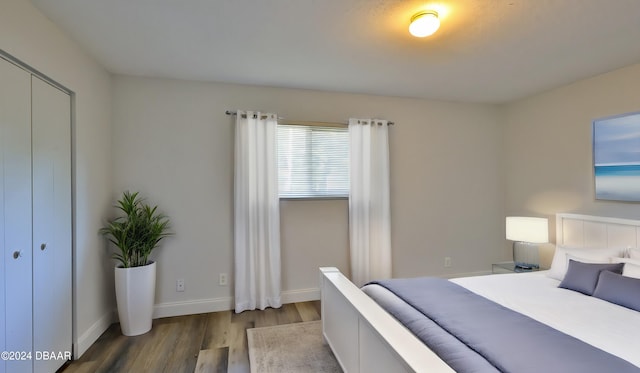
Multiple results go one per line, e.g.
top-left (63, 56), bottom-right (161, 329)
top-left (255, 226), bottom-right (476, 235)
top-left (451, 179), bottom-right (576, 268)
top-left (319, 213), bottom-right (640, 372)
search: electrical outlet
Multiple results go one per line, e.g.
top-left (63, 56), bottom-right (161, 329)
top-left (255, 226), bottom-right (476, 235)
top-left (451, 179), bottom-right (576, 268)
top-left (444, 257), bottom-right (452, 267)
top-left (176, 278), bottom-right (185, 292)
top-left (219, 273), bottom-right (228, 286)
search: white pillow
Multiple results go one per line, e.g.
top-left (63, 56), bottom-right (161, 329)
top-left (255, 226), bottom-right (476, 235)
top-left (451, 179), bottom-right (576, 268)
top-left (611, 257), bottom-right (640, 279)
top-left (547, 246), bottom-right (625, 281)
top-left (629, 248), bottom-right (640, 259)
top-left (624, 263), bottom-right (640, 279)
top-left (609, 257), bottom-right (640, 265)
top-left (566, 253), bottom-right (610, 264)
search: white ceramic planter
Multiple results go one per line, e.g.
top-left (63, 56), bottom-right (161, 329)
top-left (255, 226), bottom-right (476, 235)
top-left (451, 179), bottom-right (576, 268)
top-left (114, 261), bottom-right (156, 336)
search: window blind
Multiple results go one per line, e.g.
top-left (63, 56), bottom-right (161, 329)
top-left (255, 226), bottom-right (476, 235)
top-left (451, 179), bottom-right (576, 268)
top-left (277, 124), bottom-right (349, 198)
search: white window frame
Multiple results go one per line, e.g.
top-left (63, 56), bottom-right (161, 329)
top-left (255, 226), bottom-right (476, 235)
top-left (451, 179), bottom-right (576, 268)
top-left (277, 121), bottom-right (349, 199)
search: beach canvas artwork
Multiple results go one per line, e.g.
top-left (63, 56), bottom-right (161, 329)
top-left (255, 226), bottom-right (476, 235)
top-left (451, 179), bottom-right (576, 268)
top-left (593, 112), bottom-right (640, 201)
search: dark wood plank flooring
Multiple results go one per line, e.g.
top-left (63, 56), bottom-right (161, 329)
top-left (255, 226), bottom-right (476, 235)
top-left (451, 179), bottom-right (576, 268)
top-left (62, 301), bottom-right (321, 373)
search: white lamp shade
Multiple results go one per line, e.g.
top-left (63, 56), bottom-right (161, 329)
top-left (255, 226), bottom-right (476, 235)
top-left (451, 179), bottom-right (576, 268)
top-left (506, 217), bottom-right (549, 243)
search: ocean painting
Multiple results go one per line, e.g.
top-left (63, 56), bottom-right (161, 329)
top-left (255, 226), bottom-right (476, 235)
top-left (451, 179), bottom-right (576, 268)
top-left (593, 112), bottom-right (640, 201)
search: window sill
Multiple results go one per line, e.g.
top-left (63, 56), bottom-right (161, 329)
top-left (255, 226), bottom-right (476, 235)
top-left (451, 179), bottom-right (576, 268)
top-left (279, 196), bottom-right (348, 201)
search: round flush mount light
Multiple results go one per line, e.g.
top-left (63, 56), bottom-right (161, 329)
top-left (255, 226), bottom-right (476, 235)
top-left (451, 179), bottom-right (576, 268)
top-left (409, 10), bottom-right (440, 37)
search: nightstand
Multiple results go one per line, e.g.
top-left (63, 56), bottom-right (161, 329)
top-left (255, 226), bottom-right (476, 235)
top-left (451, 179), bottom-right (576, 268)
top-left (492, 261), bottom-right (541, 274)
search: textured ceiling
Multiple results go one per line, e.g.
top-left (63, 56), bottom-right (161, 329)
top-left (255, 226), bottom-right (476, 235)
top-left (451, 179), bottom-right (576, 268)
top-left (31, 0), bottom-right (640, 103)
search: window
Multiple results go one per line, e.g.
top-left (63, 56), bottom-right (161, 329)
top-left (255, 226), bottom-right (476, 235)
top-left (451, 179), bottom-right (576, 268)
top-left (277, 124), bottom-right (349, 198)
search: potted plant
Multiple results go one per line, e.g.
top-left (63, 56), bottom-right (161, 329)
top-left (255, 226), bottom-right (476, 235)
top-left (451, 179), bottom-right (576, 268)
top-left (100, 191), bottom-right (172, 336)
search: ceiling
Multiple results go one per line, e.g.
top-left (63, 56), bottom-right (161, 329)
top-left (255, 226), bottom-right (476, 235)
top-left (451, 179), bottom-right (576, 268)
top-left (31, 0), bottom-right (640, 104)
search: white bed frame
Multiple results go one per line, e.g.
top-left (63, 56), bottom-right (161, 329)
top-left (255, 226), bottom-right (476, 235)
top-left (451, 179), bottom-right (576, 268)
top-left (320, 213), bottom-right (640, 373)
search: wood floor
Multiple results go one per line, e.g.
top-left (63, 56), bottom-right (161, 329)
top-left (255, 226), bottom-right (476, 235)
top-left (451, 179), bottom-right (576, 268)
top-left (61, 301), bottom-right (321, 373)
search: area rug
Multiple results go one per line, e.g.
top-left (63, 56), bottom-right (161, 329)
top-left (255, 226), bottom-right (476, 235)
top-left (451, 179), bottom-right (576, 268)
top-left (247, 320), bottom-right (342, 373)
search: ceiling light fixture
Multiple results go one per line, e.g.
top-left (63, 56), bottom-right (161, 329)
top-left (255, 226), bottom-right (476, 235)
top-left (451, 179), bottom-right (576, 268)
top-left (409, 10), bottom-right (440, 38)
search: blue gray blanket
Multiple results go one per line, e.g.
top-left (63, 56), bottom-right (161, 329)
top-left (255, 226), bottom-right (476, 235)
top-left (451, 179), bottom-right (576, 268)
top-left (367, 277), bottom-right (639, 373)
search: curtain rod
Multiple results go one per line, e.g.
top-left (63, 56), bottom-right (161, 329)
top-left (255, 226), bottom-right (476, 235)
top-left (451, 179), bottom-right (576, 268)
top-left (225, 110), bottom-right (284, 121)
top-left (225, 110), bottom-right (394, 126)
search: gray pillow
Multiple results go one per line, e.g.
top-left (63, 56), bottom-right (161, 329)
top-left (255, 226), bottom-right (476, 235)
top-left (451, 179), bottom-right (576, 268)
top-left (593, 270), bottom-right (640, 312)
top-left (558, 260), bottom-right (624, 295)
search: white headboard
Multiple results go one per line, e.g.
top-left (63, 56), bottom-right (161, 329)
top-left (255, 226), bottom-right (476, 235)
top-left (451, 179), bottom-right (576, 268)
top-left (556, 213), bottom-right (640, 249)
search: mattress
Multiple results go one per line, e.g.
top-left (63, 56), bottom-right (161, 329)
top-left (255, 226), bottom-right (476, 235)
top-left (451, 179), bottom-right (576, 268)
top-left (452, 272), bottom-right (640, 368)
top-left (365, 272), bottom-right (640, 369)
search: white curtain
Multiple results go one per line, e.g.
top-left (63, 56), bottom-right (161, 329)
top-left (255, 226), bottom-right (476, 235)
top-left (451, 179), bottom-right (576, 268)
top-left (234, 110), bottom-right (282, 313)
top-left (349, 118), bottom-right (392, 287)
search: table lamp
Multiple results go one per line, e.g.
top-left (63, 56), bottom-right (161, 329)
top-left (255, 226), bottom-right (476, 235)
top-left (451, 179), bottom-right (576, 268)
top-left (506, 216), bottom-right (549, 269)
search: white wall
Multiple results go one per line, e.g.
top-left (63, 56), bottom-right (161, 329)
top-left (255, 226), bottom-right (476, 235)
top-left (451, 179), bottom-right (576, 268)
top-left (503, 63), bottom-right (640, 239)
top-left (112, 75), bottom-right (505, 316)
top-left (0, 0), bottom-right (113, 357)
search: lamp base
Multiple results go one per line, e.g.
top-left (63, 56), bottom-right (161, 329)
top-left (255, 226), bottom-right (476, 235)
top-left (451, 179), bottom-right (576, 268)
top-left (513, 241), bottom-right (540, 269)
top-left (514, 262), bottom-right (540, 270)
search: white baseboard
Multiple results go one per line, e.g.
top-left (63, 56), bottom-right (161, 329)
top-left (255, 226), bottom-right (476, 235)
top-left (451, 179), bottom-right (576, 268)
top-left (153, 296), bottom-right (234, 319)
top-left (281, 287), bottom-right (320, 304)
top-left (152, 288), bottom-right (320, 319)
top-left (76, 309), bottom-right (115, 358)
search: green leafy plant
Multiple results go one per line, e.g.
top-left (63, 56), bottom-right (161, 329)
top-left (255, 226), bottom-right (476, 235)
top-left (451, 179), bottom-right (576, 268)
top-left (99, 191), bottom-right (172, 268)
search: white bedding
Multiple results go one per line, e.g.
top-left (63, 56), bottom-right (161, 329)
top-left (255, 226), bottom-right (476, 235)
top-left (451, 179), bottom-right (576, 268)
top-left (451, 271), bottom-right (640, 367)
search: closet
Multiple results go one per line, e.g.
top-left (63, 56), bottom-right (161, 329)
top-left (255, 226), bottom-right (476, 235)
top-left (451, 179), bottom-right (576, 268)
top-left (1, 54), bottom-right (72, 373)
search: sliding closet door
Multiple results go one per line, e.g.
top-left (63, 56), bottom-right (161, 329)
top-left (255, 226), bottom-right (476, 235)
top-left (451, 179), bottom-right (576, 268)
top-left (0, 58), bottom-right (8, 373)
top-left (32, 76), bottom-right (72, 372)
top-left (0, 58), bottom-right (33, 373)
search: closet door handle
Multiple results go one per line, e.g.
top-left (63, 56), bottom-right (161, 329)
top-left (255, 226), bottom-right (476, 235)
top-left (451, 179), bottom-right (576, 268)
top-left (40, 243), bottom-right (47, 251)
top-left (13, 250), bottom-right (22, 259)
